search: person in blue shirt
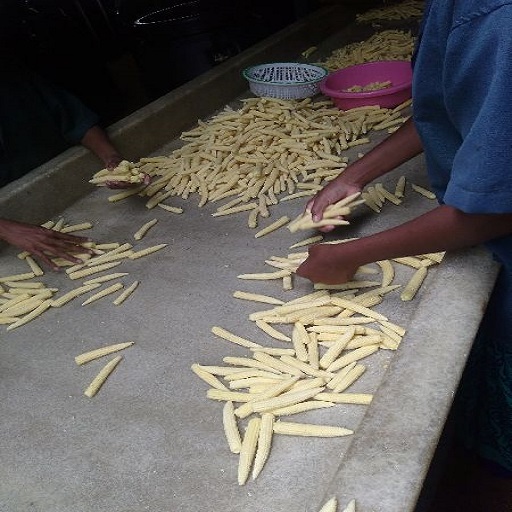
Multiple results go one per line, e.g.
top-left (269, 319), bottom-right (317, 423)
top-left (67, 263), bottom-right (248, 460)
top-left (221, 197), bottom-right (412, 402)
top-left (296, 0), bottom-right (512, 478)
top-left (0, 56), bottom-right (129, 269)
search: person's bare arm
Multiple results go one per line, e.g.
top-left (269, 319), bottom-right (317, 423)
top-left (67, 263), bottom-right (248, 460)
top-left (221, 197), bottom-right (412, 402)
top-left (0, 218), bottom-right (91, 270)
top-left (81, 126), bottom-right (150, 189)
top-left (296, 205), bottom-right (512, 284)
top-left (307, 118), bottom-right (424, 225)
top-left (80, 125), bottom-right (123, 169)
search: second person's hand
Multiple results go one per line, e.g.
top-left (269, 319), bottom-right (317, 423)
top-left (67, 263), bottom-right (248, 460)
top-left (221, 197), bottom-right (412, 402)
top-left (0, 219), bottom-right (92, 271)
top-left (104, 156), bottom-right (151, 190)
top-left (296, 242), bottom-right (361, 284)
top-left (105, 173), bottom-right (151, 190)
top-left (306, 178), bottom-right (362, 232)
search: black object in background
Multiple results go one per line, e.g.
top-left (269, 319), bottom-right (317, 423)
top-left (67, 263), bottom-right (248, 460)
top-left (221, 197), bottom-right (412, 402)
top-left (0, 0), bottom-right (322, 123)
top-left (113, 0), bottom-right (315, 100)
top-left (17, 0), bottom-right (126, 124)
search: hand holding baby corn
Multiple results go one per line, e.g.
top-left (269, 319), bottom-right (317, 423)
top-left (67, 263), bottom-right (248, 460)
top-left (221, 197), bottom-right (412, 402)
top-left (288, 192), bottom-right (363, 233)
top-left (90, 160), bottom-right (151, 189)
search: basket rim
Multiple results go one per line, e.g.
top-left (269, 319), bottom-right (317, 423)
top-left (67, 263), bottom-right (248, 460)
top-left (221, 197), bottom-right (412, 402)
top-left (242, 62), bottom-right (329, 86)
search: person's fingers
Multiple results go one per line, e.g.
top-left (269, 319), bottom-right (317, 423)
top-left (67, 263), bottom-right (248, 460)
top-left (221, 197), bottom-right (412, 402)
top-left (51, 232), bottom-right (90, 244)
top-left (106, 156), bottom-right (123, 170)
top-left (49, 237), bottom-right (92, 252)
top-left (105, 180), bottom-right (132, 189)
top-left (56, 240), bottom-right (92, 254)
top-left (295, 261), bottom-right (307, 278)
top-left (28, 247), bottom-right (62, 271)
top-left (59, 253), bottom-right (84, 264)
top-left (318, 224), bottom-right (336, 233)
top-left (310, 199), bottom-right (330, 222)
top-left (45, 250), bottom-right (85, 262)
top-left (32, 236), bottom-right (88, 263)
top-left (34, 227), bottom-right (90, 247)
top-left (43, 257), bottom-right (61, 271)
top-left (105, 174), bottom-right (150, 189)
top-left (39, 239), bottom-right (86, 255)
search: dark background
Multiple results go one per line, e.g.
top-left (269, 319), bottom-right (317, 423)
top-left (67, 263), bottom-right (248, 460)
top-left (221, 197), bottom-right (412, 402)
top-left (1, 0), bottom-right (330, 125)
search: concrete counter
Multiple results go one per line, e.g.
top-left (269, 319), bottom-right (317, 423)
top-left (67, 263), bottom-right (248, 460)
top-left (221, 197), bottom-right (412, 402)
top-left (0, 5), bottom-right (499, 512)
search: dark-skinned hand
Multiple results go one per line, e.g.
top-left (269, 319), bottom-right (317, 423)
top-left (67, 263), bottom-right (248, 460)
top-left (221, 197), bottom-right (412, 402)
top-left (0, 219), bottom-right (92, 271)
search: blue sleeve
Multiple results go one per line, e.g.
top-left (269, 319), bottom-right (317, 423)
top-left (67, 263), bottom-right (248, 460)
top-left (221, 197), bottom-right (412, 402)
top-left (34, 76), bottom-right (100, 145)
top-left (443, 5), bottom-right (512, 214)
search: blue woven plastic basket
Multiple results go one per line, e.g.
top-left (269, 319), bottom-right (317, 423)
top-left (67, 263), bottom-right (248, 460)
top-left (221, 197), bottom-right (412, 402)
top-left (242, 63), bottom-right (328, 100)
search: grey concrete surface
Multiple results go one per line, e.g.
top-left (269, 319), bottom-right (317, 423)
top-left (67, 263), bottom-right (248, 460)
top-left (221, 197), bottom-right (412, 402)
top-left (0, 5), bottom-right (500, 512)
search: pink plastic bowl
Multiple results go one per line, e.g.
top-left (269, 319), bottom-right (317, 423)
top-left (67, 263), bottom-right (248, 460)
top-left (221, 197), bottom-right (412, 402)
top-left (319, 60), bottom-right (413, 110)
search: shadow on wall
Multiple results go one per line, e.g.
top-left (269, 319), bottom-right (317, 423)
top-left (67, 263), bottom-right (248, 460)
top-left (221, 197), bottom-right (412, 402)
top-left (1, 0), bottom-right (322, 125)
top-left (112, 0), bottom-right (320, 100)
top-left (2, 0), bottom-right (394, 124)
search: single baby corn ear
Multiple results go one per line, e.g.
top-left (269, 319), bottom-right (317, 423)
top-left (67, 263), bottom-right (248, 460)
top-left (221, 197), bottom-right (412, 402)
top-left (233, 290), bottom-right (284, 305)
top-left (128, 243), bottom-right (167, 260)
top-left (112, 280), bottom-right (139, 305)
top-left (254, 215), bottom-right (290, 238)
top-left (222, 401), bottom-right (242, 454)
top-left (319, 325), bottom-right (356, 369)
top-left (51, 283), bottom-right (101, 307)
top-left (133, 219), bottom-right (158, 240)
top-left (411, 183), bottom-right (436, 199)
top-left (273, 420), bottom-right (353, 437)
top-left (252, 413), bottom-right (274, 479)
top-left (75, 341), bottom-right (134, 365)
top-left (342, 499), bottom-right (356, 512)
top-left (81, 282), bottom-right (124, 306)
top-left (318, 497), bottom-right (337, 512)
top-left (84, 355), bottom-right (123, 398)
top-left (314, 392), bottom-right (373, 405)
top-left (211, 325), bottom-right (261, 349)
top-left (326, 344), bottom-right (379, 373)
top-left (251, 386), bottom-right (326, 414)
top-left (400, 266), bottom-right (428, 301)
top-left (191, 364), bottom-right (227, 392)
top-left (237, 417), bottom-right (261, 485)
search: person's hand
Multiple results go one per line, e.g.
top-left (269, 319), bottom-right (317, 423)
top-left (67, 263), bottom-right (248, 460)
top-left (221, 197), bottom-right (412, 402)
top-left (306, 178), bottom-right (362, 232)
top-left (105, 173), bottom-right (151, 190)
top-left (296, 242), bottom-right (360, 284)
top-left (103, 156), bottom-right (151, 190)
top-left (105, 155), bottom-right (124, 171)
top-left (0, 219), bottom-right (92, 270)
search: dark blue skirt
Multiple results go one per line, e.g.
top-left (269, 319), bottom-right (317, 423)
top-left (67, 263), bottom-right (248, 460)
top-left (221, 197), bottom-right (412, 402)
top-left (455, 263), bottom-right (512, 472)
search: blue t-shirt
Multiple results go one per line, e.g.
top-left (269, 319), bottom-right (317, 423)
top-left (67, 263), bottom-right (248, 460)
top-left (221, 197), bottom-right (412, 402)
top-left (413, 0), bottom-right (512, 267)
